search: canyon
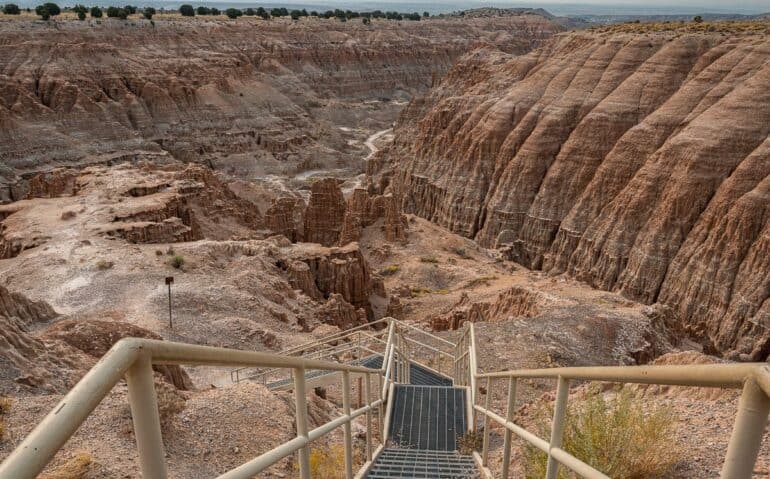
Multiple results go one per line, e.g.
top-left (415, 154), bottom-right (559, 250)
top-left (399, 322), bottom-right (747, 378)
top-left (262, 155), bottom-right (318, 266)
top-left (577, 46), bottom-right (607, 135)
top-left (1, 10), bottom-right (769, 478)
top-left (375, 24), bottom-right (770, 361)
top-left (0, 12), bottom-right (560, 202)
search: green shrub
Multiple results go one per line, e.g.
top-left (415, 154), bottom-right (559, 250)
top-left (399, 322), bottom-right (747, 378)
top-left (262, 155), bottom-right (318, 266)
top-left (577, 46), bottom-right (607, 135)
top-left (524, 388), bottom-right (681, 479)
top-left (3, 3), bottom-right (21, 14)
top-left (35, 2), bottom-right (60, 19)
top-left (169, 254), bottom-right (185, 269)
top-left (142, 6), bottom-right (154, 19)
top-left (179, 4), bottom-right (193, 16)
top-left (89, 6), bottom-right (101, 17)
top-left (106, 6), bottom-right (126, 18)
top-left (225, 8), bottom-right (242, 19)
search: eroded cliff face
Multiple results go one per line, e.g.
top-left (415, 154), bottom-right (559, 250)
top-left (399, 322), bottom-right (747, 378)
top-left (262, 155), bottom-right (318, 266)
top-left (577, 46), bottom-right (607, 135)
top-left (379, 30), bottom-right (770, 359)
top-left (0, 15), bottom-right (560, 200)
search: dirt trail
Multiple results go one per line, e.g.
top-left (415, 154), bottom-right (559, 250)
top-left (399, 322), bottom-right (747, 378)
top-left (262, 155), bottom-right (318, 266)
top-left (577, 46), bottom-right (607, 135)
top-left (365, 128), bottom-right (393, 160)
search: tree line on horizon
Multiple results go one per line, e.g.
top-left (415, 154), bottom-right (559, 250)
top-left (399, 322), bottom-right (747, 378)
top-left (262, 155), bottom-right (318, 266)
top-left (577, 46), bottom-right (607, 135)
top-left (1, 2), bottom-right (430, 21)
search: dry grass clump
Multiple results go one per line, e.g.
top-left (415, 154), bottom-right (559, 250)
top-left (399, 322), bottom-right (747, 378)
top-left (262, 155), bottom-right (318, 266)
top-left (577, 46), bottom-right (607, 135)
top-left (379, 264), bottom-right (400, 276)
top-left (419, 255), bottom-right (439, 263)
top-left (39, 451), bottom-right (92, 479)
top-left (95, 259), bottom-right (113, 270)
top-left (463, 275), bottom-right (498, 289)
top-left (524, 388), bottom-right (681, 478)
top-left (457, 429), bottom-right (482, 455)
top-left (0, 396), bottom-right (11, 442)
top-left (156, 380), bottom-right (186, 431)
top-left (306, 445), bottom-right (346, 478)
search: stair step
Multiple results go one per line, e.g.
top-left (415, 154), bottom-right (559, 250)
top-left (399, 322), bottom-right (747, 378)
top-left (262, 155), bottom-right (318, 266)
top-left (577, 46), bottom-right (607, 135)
top-left (366, 449), bottom-right (478, 478)
top-left (388, 385), bottom-right (467, 451)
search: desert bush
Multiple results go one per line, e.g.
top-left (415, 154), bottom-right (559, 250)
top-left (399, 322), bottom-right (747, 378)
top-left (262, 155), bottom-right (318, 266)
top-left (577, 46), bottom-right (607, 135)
top-left (424, 265), bottom-right (452, 290)
top-left (95, 259), bottom-right (113, 270)
top-left (105, 6), bottom-right (126, 18)
top-left (35, 2), bottom-right (60, 19)
top-left (210, 7), bottom-right (220, 15)
top-left (3, 3), bottom-right (21, 14)
top-left (179, 4), bottom-right (193, 16)
top-left (379, 264), bottom-right (400, 276)
top-left (524, 388), bottom-right (681, 479)
top-left (225, 8), bottom-right (242, 19)
top-left (419, 255), bottom-right (439, 263)
top-left (156, 380), bottom-right (186, 430)
top-left (142, 7), bottom-right (154, 19)
top-left (410, 287), bottom-right (432, 297)
top-left (89, 6), bottom-right (101, 17)
top-left (169, 254), bottom-right (185, 269)
top-left (306, 445), bottom-right (346, 478)
top-left (60, 210), bottom-right (77, 220)
top-left (457, 429), bottom-right (482, 455)
top-left (39, 451), bottom-right (92, 479)
top-left (0, 396), bottom-right (11, 442)
top-left (463, 275), bottom-right (498, 289)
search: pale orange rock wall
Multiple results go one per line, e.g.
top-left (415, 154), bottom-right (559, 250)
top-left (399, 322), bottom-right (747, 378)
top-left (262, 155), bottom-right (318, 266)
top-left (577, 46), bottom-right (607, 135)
top-left (382, 32), bottom-right (770, 359)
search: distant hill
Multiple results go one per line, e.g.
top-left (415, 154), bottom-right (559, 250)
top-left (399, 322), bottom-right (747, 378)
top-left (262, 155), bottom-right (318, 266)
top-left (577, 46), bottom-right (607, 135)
top-left (575, 12), bottom-right (770, 24)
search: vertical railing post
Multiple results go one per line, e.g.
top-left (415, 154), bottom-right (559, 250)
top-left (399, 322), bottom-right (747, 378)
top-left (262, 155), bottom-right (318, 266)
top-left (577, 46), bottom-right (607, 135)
top-left (481, 377), bottom-right (492, 465)
top-left (342, 371), bottom-right (354, 479)
top-left (378, 373), bottom-right (385, 441)
top-left (545, 376), bottom-right (570, 479)
top-left (721, 377), bottom-right (770, 479)
top-left (501, 377), bottom-right (517, 478)
top-left (293, 367), bottom-right (311, 479)
top-left (365, 373), bottom-right (373, 462)
top-left (126, 355), bottom-right (168, 479)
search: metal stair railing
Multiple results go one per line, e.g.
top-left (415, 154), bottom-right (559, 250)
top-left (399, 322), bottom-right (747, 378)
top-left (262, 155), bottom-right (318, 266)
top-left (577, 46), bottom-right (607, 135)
top-left (0, 338), bottom-right (386, 479)
top-left (231, 317), bottom-right (391, 384)
top-left (459, 321), bottom-right (770, 479)
top-left (0, 317), bottom-right (468, 479)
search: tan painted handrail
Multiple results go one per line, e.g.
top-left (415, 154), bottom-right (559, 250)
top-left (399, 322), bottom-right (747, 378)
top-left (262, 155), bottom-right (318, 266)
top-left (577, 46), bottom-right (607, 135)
top-left (0, 338), bottom-right (385, 479)
top-left (462, 319), bottom-right (770, 479)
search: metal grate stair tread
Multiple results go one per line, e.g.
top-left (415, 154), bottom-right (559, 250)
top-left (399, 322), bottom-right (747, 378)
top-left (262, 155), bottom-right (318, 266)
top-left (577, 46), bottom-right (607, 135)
top-left (365, 449), bottom-right (478, 478)
top-left (388, 385), bottom-right (467, 451)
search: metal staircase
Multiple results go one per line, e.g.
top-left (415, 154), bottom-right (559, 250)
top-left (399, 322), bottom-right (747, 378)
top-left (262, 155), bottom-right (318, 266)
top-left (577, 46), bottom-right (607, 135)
top-left (2, 317), bottom-right (769, 479)
top-left (367, 382), bottom-right (476, 479)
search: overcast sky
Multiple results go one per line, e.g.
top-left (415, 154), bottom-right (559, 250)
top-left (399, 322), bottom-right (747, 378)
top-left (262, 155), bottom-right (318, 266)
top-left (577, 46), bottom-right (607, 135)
top-left (466, 0), bottom-right (770, 14)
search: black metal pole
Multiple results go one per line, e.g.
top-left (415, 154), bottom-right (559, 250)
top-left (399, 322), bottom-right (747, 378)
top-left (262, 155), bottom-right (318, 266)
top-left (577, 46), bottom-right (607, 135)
top-left (168, 283), bottom-right (172, 329)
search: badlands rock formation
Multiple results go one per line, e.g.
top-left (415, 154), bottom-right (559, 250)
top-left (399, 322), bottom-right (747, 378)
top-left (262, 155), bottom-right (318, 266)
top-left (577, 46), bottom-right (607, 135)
top-left (379, 29), bottom-right (770, 360)
top-left (0, 14), bottom-right (561, 200)
top-left (267, 178), bottom-right (407, 246)
top-left (0, 164), bottom-right (387, 358)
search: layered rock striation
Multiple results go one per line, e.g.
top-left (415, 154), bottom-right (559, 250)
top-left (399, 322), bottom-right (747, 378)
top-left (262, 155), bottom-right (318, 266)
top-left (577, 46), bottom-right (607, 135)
top-left (0, 14), bottom-right (560, 199)
top-left (268, 179), bottom-right (407, 246)
top-left (379, 30), bottom-right (770, 359)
